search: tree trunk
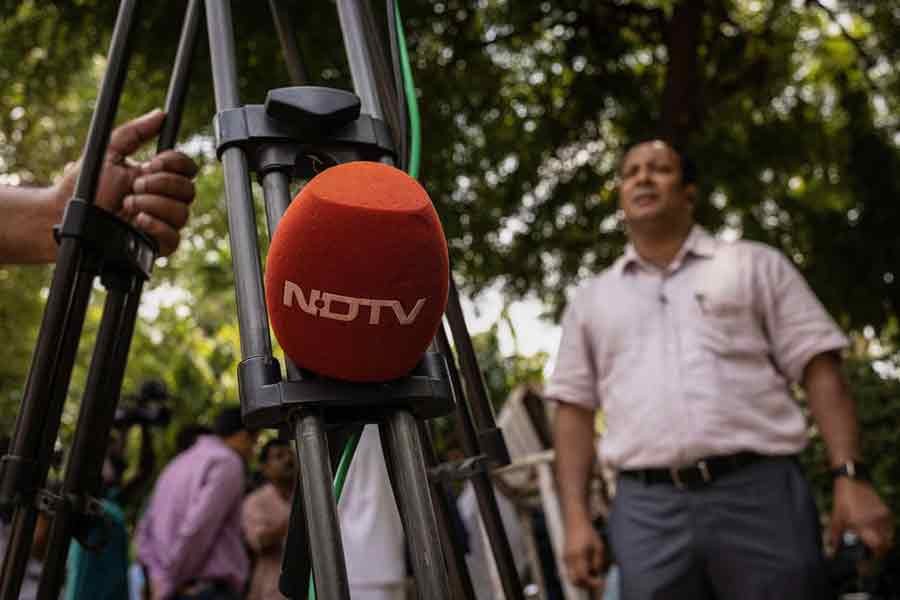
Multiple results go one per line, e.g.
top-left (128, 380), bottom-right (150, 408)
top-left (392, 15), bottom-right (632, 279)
top-left (660, 0), bottom-right (705, 147)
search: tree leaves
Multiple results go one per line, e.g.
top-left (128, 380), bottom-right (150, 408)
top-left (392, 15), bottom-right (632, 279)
top-left (1, 1), bottom-right (899, 466)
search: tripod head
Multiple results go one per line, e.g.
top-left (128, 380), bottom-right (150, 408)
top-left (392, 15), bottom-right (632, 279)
top-left (215, 86), bottom-right (393, 179)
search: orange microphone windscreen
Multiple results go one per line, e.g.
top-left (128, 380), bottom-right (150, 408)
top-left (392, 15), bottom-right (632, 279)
top-left (265, 161), bottom-right (450, 382)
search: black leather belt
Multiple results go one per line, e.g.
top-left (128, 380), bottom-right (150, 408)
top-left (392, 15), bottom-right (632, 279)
top-left (620, 452), bottom-right (765, 489)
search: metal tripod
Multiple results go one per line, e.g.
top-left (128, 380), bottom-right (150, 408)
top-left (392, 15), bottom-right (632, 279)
top-left (0, 2), bottom-right (526, 599)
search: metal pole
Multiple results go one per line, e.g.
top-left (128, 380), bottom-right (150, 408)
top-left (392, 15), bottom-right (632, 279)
top-left (37, 2), bottom-right (196, 590)
top-left (261, 169), bottom-right (293, 238)
top-left (260, 169), bottom-right (304, 382)
top-left (294, 414), bottom-right (351, 600)
top-left (0, 2), bottom-right (142, 598)
top-left (71, 0), bottom-right (142, 205)
top-left (335, 0), bottom-right (384, 120)
top-left (444, 277), bottom-right (510, 463)
top-left (206, 3), bottom-right (349, 595)
top-left (416, 422), bottom-right (479, 600)
top-left (383, 411), bottom-right (451, 600)
top-left (36, 281), bottom-right (143, 600)
top-left (204, 0), bottom-right (273, 361)
top-left (260, 170), bottom-right (344, 594)
top-left (268, 0), bottom-right (308, 85)
top-left (0, 259), bottom-right (95, 600)
top-left (436, 325), bottom-right (526, 600)
top-left (158, 0), bottom-right (203, 153)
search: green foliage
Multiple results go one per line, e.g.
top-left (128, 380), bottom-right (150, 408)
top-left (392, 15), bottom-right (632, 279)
top-left (800, 350), bottom-right (900, 532)
top-left (0, 265), bottom-right (49, 433)
top-left (0, 1), bottom-right (899, 482)
top-left (398, 0), bottom-right (900, 328)
top-left (430, 316), bottom-right (548, 461)
top-left (471, 317), bottom-right (548, 414)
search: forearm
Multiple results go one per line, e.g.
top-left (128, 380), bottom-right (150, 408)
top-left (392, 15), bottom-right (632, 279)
top-left (0, 185), bottom-right (63, 264)
top-left (803, 352), bottom-right (860, 467)
top-left (553, 401), bottom-right (598, 527)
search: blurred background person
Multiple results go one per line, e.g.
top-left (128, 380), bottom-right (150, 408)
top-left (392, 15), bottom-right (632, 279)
top-left (136, 405), bottom-right (258, 600)
top-left (65, 379), bottom-right (169, 600)
top-left (242, 438), bottom-right (295, 600)
top-left (174, 424), bottom-right (213, 456)
top-left (130, 421), bottom-right (213, 600)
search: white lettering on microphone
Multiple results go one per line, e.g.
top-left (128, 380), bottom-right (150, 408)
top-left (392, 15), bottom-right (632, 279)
top-left (282, 281), bottom-right (426, 325)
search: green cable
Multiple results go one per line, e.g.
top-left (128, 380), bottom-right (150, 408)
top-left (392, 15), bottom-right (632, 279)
top-left (333, 431), bottom-right (362, 497)
top-left (309, 6), bottom-right (419, 600)
top-left (396, 4), bottom-right (422, 178)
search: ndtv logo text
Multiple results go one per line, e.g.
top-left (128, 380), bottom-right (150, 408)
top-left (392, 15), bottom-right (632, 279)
top-left (282, 281), bottom-right (426, 325)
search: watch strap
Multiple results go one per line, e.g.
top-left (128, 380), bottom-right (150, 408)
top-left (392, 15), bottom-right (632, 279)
top-left (830, 460), bottom-right (870, 481)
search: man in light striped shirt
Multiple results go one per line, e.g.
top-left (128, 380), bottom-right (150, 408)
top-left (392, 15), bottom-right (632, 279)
top-left (547, 138), bottom-right (894, 600)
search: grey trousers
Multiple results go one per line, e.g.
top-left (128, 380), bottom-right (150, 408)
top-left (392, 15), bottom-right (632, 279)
top-left (606, 456), bottom-right (832, 600)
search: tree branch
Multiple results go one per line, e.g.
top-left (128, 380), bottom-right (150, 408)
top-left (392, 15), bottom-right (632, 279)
top-left (808, 0), bottom-right (877, 71)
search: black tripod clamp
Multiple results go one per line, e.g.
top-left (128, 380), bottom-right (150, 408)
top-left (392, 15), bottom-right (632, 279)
top-left (54, 199), bottom-right (158, 286)
top-left (214, 86), bottom-right (396, 178)
top-left (34, 490), bottom-right (111, 553)
top-left (239, 351), bottom-right (455, 431)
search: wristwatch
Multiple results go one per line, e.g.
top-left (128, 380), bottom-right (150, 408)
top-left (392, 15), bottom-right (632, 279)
top-left (830, 460), bottom-right (871, 481)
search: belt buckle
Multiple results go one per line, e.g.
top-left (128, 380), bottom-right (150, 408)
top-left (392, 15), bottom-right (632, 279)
top-left (669, 467), bottom-right (685, 490)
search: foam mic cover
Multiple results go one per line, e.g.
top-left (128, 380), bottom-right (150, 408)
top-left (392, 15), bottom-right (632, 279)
top-left (265, 161), bottom-right (450, 382)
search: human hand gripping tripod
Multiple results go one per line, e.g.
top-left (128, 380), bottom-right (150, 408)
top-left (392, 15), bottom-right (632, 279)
top-left (0, 2), bottom-right (525, 599)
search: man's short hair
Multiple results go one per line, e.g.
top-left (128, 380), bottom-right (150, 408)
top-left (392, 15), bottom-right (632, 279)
top-left (259, 438), bottom-right (291, 464)
top-left (620, 136), bottom-right (697, 186)
top-left (213, 406), bottom-right (248, 438)
top-left (175, 423), bottom-right (213, 453)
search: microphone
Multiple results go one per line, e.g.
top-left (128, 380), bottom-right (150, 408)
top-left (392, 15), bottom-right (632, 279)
top-left (264, 161), bottom-right (450, 382)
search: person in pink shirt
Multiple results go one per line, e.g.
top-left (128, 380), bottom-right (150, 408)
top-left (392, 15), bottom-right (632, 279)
top-left (546, 138), bottom-right (894, 600)
top-left (242, 438), bottom-right (295, 600)
top-left (136, 406), bottom-right (259, 600)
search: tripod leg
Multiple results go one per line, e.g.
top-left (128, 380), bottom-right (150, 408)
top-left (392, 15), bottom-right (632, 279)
top-left (0, 6), bottom-right (143, 596)
top-left (379, 421), bottom-right (475, 598)
top-left (444, 277), bottom-right (511, 465)
top-left (436, 325), bottom-right (527, 600)
top-left (205, 0), bottom-right (275, 361)
top-left (292, 412), bottom-right (351, 600)
top-left (267, 0), bottom-right (307, 85)
top-left (0, 255), bottom-right (95, 600)
top-left (157, 0), bottom-right (203, 152)
top-left (279, 449), bottom-right (311, 599)
top-left (415, 421), bottom-right (479, 600)
top-left (0, 509), bottom-right (40, 600)
top-left (36, 277), bottom-right (143, 600)
top-left (382, 410), bottom-right (451, 600)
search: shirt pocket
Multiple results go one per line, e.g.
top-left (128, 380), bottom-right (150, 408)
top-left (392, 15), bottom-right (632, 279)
top-left (692, 288), bottom-right (749, 355)
top-left (692, 286), bottom-right (783, 396)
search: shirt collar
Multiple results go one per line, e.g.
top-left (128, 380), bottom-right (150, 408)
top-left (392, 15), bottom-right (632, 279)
top-left (616, 225), bottom-right (716, 276)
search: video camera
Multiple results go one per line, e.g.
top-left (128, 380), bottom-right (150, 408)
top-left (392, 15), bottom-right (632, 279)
top-left (113, 379), bottom-right (172, 428)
